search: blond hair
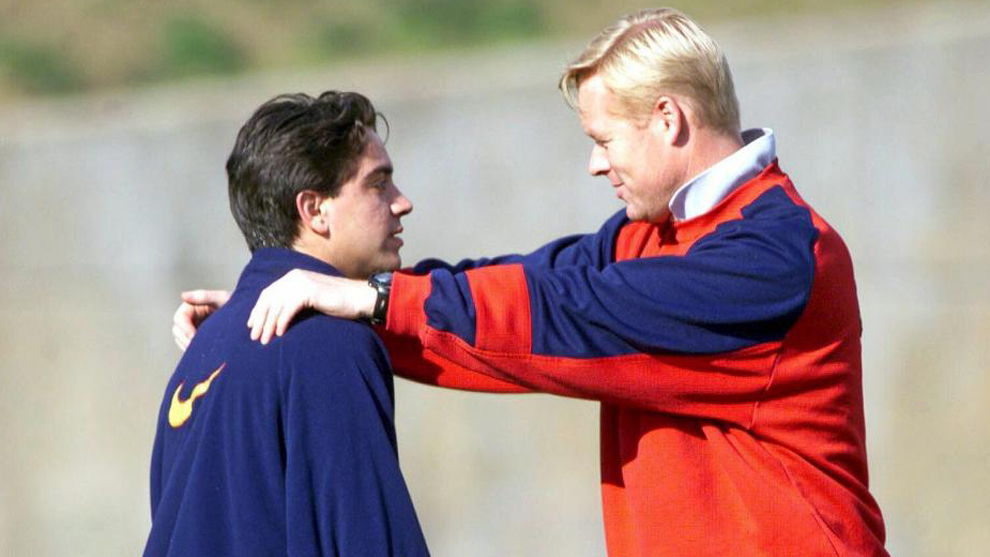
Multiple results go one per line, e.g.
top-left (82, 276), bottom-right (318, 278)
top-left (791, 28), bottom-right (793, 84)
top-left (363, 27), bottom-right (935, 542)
top-left (560, 8), bottom-right (740, 134)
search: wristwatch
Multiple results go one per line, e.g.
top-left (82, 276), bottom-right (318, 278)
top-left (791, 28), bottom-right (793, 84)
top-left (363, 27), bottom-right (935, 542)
top-left (367, 272), bottom-right (393, 326)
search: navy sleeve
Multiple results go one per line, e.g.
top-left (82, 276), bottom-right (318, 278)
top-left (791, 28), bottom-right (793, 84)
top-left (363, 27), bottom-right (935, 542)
top-left (280, 317), bottom-right (429, 557)
top-left (427, 187), bottom-right (818, 358)
top-left (531, 187), bottom-right (818, 356)
top-left (421, 209), bottom-right (627, 345)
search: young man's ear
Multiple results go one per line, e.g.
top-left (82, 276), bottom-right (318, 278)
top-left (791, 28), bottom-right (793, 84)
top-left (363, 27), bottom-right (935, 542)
top-left (296, 190), bottom-right (332, 235)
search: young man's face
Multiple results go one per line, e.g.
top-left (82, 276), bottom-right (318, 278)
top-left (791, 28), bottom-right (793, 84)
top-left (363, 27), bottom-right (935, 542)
top-left (322, 132), bottom-right (413, 279)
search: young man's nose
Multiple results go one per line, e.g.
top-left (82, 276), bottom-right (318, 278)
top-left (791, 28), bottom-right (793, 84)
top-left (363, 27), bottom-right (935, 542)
top-left (391, 186), bottom-right (413, 216)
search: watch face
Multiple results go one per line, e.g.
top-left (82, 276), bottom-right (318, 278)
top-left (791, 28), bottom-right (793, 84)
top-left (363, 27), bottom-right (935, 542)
top-left (371, 271), bottom-right (393, 287)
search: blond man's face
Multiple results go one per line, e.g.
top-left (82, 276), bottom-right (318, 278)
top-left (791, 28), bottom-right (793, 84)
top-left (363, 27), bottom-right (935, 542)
top-left (577, 74), bottom-right (680, 222)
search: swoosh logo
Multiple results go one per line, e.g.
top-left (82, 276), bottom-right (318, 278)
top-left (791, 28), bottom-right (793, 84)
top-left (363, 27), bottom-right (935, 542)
top-left (168, 363), bottom-right (226, 429)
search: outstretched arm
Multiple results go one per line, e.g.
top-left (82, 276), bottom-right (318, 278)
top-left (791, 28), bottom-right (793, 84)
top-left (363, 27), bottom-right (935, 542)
top-left (244, 268), bottom-right (529, 393)
top-left (245, 210), bottom-right (627, 344)
top-left (246, 270), bottom-right (376, 344)
top-left (380, 186), bottom-right (823, 423)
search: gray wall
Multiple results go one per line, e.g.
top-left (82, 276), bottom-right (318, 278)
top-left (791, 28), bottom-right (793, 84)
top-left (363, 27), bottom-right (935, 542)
top-left (2, 3), bottom-right (989, 556)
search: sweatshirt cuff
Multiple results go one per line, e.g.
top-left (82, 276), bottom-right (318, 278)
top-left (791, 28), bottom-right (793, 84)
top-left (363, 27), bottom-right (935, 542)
top-left (385, 271), bottom-right (432, 339)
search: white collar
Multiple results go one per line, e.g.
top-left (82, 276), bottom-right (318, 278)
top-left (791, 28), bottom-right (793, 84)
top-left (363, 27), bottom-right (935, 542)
top-left (668, 128), bottom-right (776, 221)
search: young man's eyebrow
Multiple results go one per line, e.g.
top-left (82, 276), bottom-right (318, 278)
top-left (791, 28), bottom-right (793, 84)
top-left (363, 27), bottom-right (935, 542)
top-left (366, 164), bottom-right (393, 179)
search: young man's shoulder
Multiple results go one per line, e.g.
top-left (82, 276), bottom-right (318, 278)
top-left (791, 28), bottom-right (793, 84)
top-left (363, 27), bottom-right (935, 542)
top-left (188, 289), bottom-right (390, 391)
top-left (278, 312), bottom-right (391, 376)
top-left (285, 311), bottom-right (382, 350)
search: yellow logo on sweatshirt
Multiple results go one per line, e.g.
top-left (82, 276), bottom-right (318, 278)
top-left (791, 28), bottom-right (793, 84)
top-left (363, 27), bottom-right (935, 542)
top-left (168, 363), bottom-right (226, 428)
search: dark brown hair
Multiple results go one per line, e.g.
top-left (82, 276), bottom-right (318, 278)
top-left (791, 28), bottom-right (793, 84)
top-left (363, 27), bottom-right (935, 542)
top-left (226, 91), bottom-right (380, 251)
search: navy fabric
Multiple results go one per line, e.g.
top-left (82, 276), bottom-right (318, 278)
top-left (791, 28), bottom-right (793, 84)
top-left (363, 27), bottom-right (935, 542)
top-left (421, 188), bottom-right (817, 358)
top-left (528, 186), bottom-right (818, 357)
top-left (419, 209), bottom-right (625, 346)
top-left (144, 248), bottom-right (429, 557)
top-left (424, 272), bottom-right (478, 346)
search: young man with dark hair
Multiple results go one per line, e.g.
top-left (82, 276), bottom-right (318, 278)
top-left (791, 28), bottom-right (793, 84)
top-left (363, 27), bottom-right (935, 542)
top-left (144, 91), bottom-right (428, 557)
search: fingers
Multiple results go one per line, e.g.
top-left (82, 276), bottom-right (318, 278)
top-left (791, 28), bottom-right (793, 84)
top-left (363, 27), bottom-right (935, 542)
top-left (173, 289), bottom-right (229, 353)
top-left (181, 289), bottom-right (231, 308)
top-left (172, 324), bottom-right (191, 352)
top-left (173, 302), bottom-right (199, 350)
top-left (247, 271), bottom-right (313, 344)
top-left (261, 303), bottom-right (281, 345)
top-left (275, 298), bottom-right (303, 338)
top-left (248, 288), bottom-right (283, 345)
top-left (247, 293), bottom-right (270, 342)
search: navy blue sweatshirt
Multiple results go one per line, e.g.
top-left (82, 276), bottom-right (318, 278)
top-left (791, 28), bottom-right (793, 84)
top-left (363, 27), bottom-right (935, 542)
top-left (144, 248), bottom-right (430, 557)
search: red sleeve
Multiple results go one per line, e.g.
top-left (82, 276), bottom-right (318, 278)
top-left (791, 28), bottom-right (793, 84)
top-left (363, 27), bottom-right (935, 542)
top-left (381, 272), bottom-right (529, 394)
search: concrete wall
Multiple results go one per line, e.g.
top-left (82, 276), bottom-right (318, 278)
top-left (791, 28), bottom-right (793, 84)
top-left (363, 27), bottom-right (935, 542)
top-left (2, 3), bottom-right (988, 556)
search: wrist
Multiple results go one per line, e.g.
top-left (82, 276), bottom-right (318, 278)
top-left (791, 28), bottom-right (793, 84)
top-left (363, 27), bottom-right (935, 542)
top-left (366, 272), bottom-right (392, 324)
top-left (357, 285), bottom-right (376, 320)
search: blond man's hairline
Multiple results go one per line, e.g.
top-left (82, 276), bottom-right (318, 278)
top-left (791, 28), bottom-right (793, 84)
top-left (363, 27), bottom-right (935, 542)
top-left (558, 9), bottom-right (741, 133)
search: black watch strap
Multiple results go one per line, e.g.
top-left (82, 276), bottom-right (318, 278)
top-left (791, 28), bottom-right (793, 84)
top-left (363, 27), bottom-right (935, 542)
top-left (368, 272), bottom-right (393, 326)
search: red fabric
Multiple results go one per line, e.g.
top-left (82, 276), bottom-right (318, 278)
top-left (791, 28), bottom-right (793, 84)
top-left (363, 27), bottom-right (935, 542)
top-left (384, 273), bottom-right (528, 393)
top-left (466, 265), bottom-right (532, 354)
top-left (385, 164), bottom-right (887, 556)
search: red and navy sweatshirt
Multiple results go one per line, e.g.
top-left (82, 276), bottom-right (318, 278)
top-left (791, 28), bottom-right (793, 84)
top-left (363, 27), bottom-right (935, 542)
top-left (145, 248), bottom-right (430, 557)
top-left (380, 157), bottom-right (888, 556)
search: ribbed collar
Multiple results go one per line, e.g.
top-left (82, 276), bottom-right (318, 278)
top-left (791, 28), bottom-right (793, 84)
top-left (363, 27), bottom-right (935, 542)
top-left (668, 128), bottom-right (776, 221)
